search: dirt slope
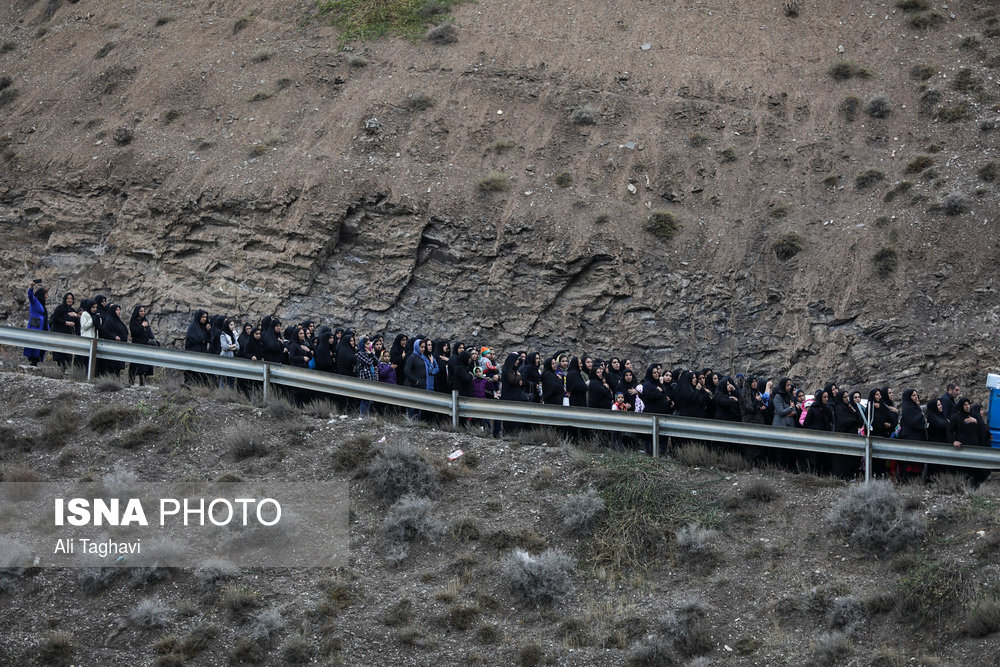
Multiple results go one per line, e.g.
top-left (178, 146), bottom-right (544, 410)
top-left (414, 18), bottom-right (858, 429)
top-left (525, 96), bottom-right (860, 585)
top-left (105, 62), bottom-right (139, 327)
top-left (0, 0), bottom-right (998, 391)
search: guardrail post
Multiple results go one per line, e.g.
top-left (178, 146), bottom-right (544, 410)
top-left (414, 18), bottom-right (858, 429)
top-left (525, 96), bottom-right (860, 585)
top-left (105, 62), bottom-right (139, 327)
top-left (451, 391), bottom-right (459, 429)
top-left (864, 434), bottom-right (872, 483)
top-left (86, 338), bottom-right (97, 381)
top-left (262, 363), bottom-right (271, 402)
top-left (651, 415), bottom-right (660, 458)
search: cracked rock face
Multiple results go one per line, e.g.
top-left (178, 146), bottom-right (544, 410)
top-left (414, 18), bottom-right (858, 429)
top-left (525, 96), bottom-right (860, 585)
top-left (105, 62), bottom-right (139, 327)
top-left (1, 0), bottom-right (998, 393)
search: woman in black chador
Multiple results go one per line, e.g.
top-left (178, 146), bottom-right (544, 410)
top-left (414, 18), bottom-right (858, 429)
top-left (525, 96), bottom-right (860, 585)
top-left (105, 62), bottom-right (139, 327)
top-left (127, 305), bottom-right (156, 386)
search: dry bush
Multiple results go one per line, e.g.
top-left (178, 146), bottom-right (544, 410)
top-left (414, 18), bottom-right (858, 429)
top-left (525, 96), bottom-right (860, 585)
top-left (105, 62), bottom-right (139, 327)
top-left (367, 442), bottom-right (440, 502)
top-left (812, 631), bottom-right (849, 665)
top-left (938, 193), bottom-right (968, 216)
top-left (979, 161), bottom-right (999, 182)
top-left (446, 603), bottom-right (480, 630)
top-left (130, 597), bottom-right (170, 629)
top-left (628, 600), bottom-right (711, 664)
top-left (866, 96), bottom-right (892, 119)
top-left (226, 424), bottom-right (269, 461)
top-left (249, 606), bottom-right (285, 644)
top-left (873, 248), bottom-right (898, 277)
top-left (905, 155), bottom-right (933, 174)
top-left (115, 422), bottom-right (161, 450)
top-left (827, 480), bottom-right (925, 553)
top-left (512, 426), bottom-right (567, 447)
top-left (554, 171), bottom-right (573, 187)
top-left (739, 477), bottom-right (781, 503)
top-left (405, 91), bottom-right (434, 110)
top-left (477, 172), bottom-right (509, 193)
top-left (826, 596), bottom-right (867, 636)
top-left (559, 488), bottom-right (606, 536)
top-left (675, 523), bottom-right (719, 570)
top-left (930, 471), bottom-right (970, 495)
top-left (194, 558), bottom-right (236, 590)
top-left (502, 548), bottom-right (574, 606)
top-left (570, 104), bottom-right (597, 125)
top-left (673, 442), bottom-right (748, 471)
top-left (265, 394), bottom-right (298, 420)
top-left (909, 11), bottom-right (944, 29)
top-left (382, 598), bottom-right (413, 627)
top-left (332, 434), bottom-right (374, 471)
top-left (828, 62), bottom-right (871, 80)
top-left (348, 54), bottom-right (368, 67)
top-left (76, 567), bottom-right (123, 594)
top-left (965, 598), bottom-right (1000, 637)
top-left (425, 22), bottom-right (457, 44)
top-left (0, 536), bottom-right (32, 593)
top-left (37, 631), bottom-right (75, 666)
top-left (838, 95), bottom-right (860, 122)
top-left (280, 635), bottom-right (313, 663)
top-left (94, 378), bottom-right (122, 393)
top-left (251, 47), bottom-right (273, 63)
top-left (644, 210), bottom-right (681, 241)
top-left (221, 584), bottom-right (260, 618)
top-left (772, 232), bottom-right (803, 261)
top-left (302, 397), bottom-right (338, 418)
top-left (856, 169), bottom-right (886, 189)
top-left (88, 405), bottom-right (140, 433)
top-left (382, 494), bottom-right (444, 564)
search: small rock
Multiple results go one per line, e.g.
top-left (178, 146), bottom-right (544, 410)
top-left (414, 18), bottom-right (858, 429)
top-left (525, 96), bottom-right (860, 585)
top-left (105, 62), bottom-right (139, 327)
top-left (640, 43), bottom-right (651, 50)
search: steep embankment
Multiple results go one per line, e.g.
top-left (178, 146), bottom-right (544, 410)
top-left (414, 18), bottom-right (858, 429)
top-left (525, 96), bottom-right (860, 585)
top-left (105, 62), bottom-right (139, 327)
top-left (0, 0), bottom-right (998, 389)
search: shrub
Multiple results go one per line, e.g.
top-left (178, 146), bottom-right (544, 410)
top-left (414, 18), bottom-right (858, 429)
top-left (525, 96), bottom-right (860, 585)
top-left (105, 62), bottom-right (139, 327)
top-left (939, 193), bottom-right (968, 216)
top-left (966, 598), bottom-right (1000, 637)
top-left (688, 133), bottom-right (709, 147)
top-left (675, 523), bottom-right (719, 565)
top-left (896, 0), bottom-right (928, 11)
top-left (477, 172), bottom-right (509, 193)
top-left (827, 596), bottom-right (867, 635)
top-left (382, 598), bottom-right (413, 627)
top-left (772, 232), bottom-right (802, 261)
top-left (194, 558), bottom-right (236, 590)
top-left (502, 548), bottom-right (574, 606)
top-left (905, 155), bottom-right (933, 173)
top-left (382, 494), bottom-right (444, 564)
top-left (425, 22), bottom-right (458, 44)
top-left (233, 15), bottom-right (252, 33)
top-left (226, 425), bottom-right (269, 461)
top-left (221, 584), bottom-right (260, 618)
top-left (935, 102), bottom-right (971, 122)
top-left (719, 147), bottom-right (737, 162)
top-left (866, 96), bottom-right (892, 119)
top-left (102, 463), bottom-right (137, 496)
top-left (447, 603), bottom-right (480, 630)
top-left (559, 488), bottom-right (606, 536)
top-left (958, 35), bottom-right (981, 50)
top-left (826, 480), bottom-right (926, 553)
top-left (740, 477), bottom-right (780, 503)
top-left (0, 536), bottom-right (31, 592)
top-left (280, 635), bottom-right (312, 664)
top-left (130, 597), bottom-right (170, 629)
top-left (952, 68), bottom-right (981, 93)
top-left (115, 422), bottom-right (160, 450)
top-left (910, 64), bottom-right (936, 80)
top-left (828, 62), bottom-right (871, 80)
top-left (332, 434), bottom-right (374, 471)
top-left (570, 104), bottom-right (597, 125)
top-left (94, 378), bottom-right (122, 393)
top-left (930, 471), bottom-right (970, 494)
top-left (301, 397), bottom-right (338, 418)
top-left (348, 54), bottom-right (368, 67)
top-left (978, 161), bottom-right (998, 182)
top-left (76, 567), bottom-right (123, 594)
top-left (873, 248), bottom-right (898, 277)
top-left (628, 601), bottom-right (711, 663)
top-left (783, 2), bottom-right (800, 18)
top-left (909, 11), bottom-right (944, 29)
top-left (855, 169), bottom-right (885, 190)
top-left (405, 92), bottom-right (434, 110)
top-left (155, 16), bottom-right (172, 26)
top-left (644, 210), bottom-right (681, 241)
top-left (768, 203), bottom-right (789, 218)
top-left (554, 171), bottom-right (573, 187)
top-left (163, 109), bottom-right (181, 124)
top-left (112, 126), bottom-right (133, 145)
top-left (251, 47), bottom-right (273, 63)
top-left (37, 631), bottom-right (75, 666)
top-left (477, 622), bottom-right (501, 644)
top-left (812, 631), bottom-right (849, 665)
top-left (896, 557), bottom-right (970, 628)
top-left (265, 394), bottom-right (298, 420)
top-left (490, 139), bottom-right (515, 154)
top-left (249, 606), bottom-right (285, 644)
top-left (367, 442), bottom-right (440, 501)
top-left (838, 96), bottom-right (860, 122)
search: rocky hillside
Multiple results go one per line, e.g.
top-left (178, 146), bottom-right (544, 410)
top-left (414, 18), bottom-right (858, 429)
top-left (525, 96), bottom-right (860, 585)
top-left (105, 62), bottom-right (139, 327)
top-left (1, 0), bottom-right (998, 391)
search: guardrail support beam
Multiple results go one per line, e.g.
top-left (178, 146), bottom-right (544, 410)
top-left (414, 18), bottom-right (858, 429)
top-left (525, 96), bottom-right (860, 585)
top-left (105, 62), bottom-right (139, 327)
top-left (86, 338), bottom-right (97, 382)
top-left (864, 435), bottom-right (872, 483)
top-left (652, 415), bottom-right (660, 458)
top-left (451, 391), bottom-right (459, 429)
top-left (263, 363), bottom-right (271, 402)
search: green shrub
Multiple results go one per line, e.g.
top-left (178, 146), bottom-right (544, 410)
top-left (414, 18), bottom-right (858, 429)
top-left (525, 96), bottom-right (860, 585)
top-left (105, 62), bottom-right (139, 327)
top-left (773, 232), bottom-right (803, 260)
top-left (855, 169), bottom-right (885, 189)
top-left (644, 210), bottom-right (681, 241)
top-left (477, 172), bottom-right (509, 193)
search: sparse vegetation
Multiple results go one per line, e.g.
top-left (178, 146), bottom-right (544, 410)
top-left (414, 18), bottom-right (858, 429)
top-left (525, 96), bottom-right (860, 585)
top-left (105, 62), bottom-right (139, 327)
top-left (773, 232), bottom-right (803, 261)
top-left (688, 133), bottom-right (708, 147)
top-left (896, 0), bottom-right (928, 11)
top-left (37, 631), bottom-right (75, 666)
top-left (226, 424), bottom-right (269, 460)
top-left (348, 54), bottom-right (368, 67)
top-left (905, 155), bottom-right (933, 174)
top-left (425, 22), bottom-right (458, 44)
top-left (838, 96), bottom-right (860, 122)
top-left (952, 68), bottom-right (981, 93)
top-left (811, 631), bottom-right (850, 665)
top-left (88, 405), bottom-right (140, 433)
top-left (0, 88), bottom-right (20, 109)
top-left (628, 601), bottom-right (712, 664)
top-left (570, 104), bottom-right (597, 125)
top-left (909, 11), bottom-right (944, 29)
top-left (233, 15), bottom-right (253, 34)
top-left (719, 147), bottom-right (737, 162)
top-left (477, 172), bottom-right (510, 193)
top-left (873, 248), bottom-right (898, 277)
top-left (938, 193), bottom-right (968, 216)
top-left (502, 548), bottom-right (574, 606)
top-left (783, 2), bottom-right (800, 18)
top-left (405, 91), bottom-right (434, 110)
top-left (221, 584), bottom-right (260, 618)
top-left (162, 109), bottom-right (182, 124)
top-left (935, 101), bottom-right (971, 122)
top-left (855, 169), bottom-right (885, 190)
top-left (866, 96), bottom-right (892, 119)
top-left (554, 171), bottom-right (573, 188)
top-left (265, 394), bottom-right (298, 420)
top-left (644, 210), bottom-right (681, 241)
top-left (251, 47), bottom-right (274, 63)
top-left (896, 557), bottom-right (970, 628)
top-left (767, 203), bottom-right (789, 219)
top-left (382, 494), bottom-right (444, 563)
top-left (910, 64), bottom-right (936, 80)
top-left (965, 598), bottom-right (1000, 637)
top-left (826, 480), bottom-right (926, 553)
top-left (332, 434), bottom-right (374, 471)
top-left (155, 16), bottom-right (173, 27)
top-left (367, 442), bottom-right (440, 501)
top-left (559, 488), bottom-right (606, 536)
top-left (979, 161), bottom-right (998, 182)
top-left (280, 635), bottom-right (313, 664)
top-left (828, 62), bottom-right (871, 81)
top-left (489, 139), bottom-right (515, 154)
top-left (739, 477), bottom-right (781, 503)
top-left (130, 597), bottom-right (170, 629)
top-left (675, 523), bottom-right (719, 568)
top-left (958, 35), bottom-right (981, 51)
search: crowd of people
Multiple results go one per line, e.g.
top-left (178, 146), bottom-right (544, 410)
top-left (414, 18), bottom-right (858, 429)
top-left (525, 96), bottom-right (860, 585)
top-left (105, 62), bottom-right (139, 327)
top-left (20, 283), bottom-right (995, 482)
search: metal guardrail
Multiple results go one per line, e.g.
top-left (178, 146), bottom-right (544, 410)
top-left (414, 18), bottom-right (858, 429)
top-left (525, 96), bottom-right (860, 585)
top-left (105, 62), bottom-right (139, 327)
top-left (3, 326), bottom-right (999, 477)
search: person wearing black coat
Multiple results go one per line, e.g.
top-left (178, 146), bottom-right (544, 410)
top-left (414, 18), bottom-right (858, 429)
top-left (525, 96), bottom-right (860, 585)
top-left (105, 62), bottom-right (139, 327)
top-left (939, 384), bottom-right (960, 420)
top-left (948, 398), bottom-right (991, 486)
top-left (898, 389), bottom-right (928, 441)
top-left (833, 390), bottom-right (863, 434)
top-left (261, 317), bottom-right (287, 364)
top-left (803, 390), bottom-right (834, 431)
top-left (127, 304), bottom-right (155, 386)
top-left (49, 292), bottom-right (80, 369)
top-left (185, 310), bottom-right (211, 353)
top-left (713, 377), bottom-right (742, 422)
top-left (335, 330), bottom-right (357, 376)
top-left (240, 328), bottom-right (263, 361)
top-left (313, 330), bottom-right (336, 372)
top-left (566, 357), bottom-right (589, 408)
top-left (433, 340), bottom-right (452, 394)
top-left (605, 358), bottom-right (623, 394)
top-left (497, 352), bottom-right (525, 436)
top-left (866, 389), bottom-right (895, 438)
top-left (641, 365), bottom-right (670, 415)
top-left (98, 303), bottom-right (129, 377)
top-left (287, 328), bottom-right (313, 368)
top-left (740, 377), bottom-right (767, 424)
top-left (588, 365), bottom-right (614, 411)
top-left (615, 369), bottom-right (640, 411)
top-left (541, 357), bottom-right (564, 406)
top-left (453, 350), bottom-right (475, 399)
top-left (926, 397), bottom-right (950, 443)
top-left (675, 371), bottom-right (706, 418)
top-left (521, 351), bottom-right (542, 403)
top-left (237, 323), bottom-right (253, 354)
top-left (389, 334), bottom-right (409, 385)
